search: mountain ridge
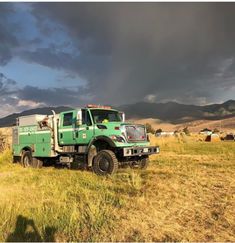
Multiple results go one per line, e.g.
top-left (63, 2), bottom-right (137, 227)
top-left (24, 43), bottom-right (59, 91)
top-left (119, 100), bottom-right (235, 123)
top-left (0, 100), bottom-right (235, 127)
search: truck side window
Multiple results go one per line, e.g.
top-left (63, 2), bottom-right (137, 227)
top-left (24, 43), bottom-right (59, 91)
top-left (82, 110), bottom-right (92, 126)
top-left (63, 112), bottom-right (73, 126)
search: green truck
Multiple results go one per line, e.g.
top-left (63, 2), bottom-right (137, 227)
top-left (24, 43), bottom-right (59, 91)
top-left (12, 105), bottom-right (159, 175)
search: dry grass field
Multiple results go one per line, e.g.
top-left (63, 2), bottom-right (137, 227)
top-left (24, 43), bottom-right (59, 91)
top-left (0, 130), bottom-right (235, 241)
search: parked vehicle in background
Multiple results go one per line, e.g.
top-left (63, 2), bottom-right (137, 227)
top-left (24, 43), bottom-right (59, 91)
top-left (12, 105), bottom-right (159, 175)
top-left (222, 134), bottom-right (235, 141)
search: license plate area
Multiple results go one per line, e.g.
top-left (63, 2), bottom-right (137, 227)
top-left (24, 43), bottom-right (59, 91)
top-left (123, 146), bottom-right (160, 156)
top-left (143, 148), bottom-right (148, 153)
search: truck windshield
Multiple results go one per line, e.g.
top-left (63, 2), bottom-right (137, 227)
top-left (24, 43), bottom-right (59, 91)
top-left (91, 109), bottom-right (122, 123)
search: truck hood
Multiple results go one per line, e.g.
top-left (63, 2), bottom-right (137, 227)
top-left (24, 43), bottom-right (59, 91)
top-left (95, 121), bottom-right (143, 126)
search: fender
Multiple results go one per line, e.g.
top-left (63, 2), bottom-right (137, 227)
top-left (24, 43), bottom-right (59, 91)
top-left (21, 146), bottom-right (33, 155)
top-left (86, 135), bottom-right (116, 153)
top-left (86, 136), bottom-right (116, 167)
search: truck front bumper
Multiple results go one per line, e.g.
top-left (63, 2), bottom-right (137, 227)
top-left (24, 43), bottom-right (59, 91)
top-left (123, 146), bottom-right (160, 157)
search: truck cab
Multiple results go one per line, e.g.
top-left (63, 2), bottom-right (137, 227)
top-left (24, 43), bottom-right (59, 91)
top-left (12, 105), bottom-right (159, 175)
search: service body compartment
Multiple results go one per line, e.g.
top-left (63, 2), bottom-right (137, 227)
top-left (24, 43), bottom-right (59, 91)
top-left (12, 115), bottom-right (54, 157)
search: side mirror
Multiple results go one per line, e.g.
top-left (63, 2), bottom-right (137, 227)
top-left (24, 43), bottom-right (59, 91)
top-left (77, 110), bottom-right (82, 126)
top-left (120, 112), bottom-right (125, 122)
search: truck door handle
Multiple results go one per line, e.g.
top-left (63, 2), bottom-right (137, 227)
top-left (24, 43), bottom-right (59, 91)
top-left (60, 133), bottom-right (63, 139)
top-left (75, 130), bottom-right (79, 138)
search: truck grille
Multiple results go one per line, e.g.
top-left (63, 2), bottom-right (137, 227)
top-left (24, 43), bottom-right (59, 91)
top-left (125, 125), bottom-right (147, 141)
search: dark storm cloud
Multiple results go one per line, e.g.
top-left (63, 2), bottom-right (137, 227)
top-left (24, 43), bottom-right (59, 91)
top-left (0, 72), bottom-right (90, 116)
top-left (0, 72), bottom-right (19, 116)
top-left (1, 2), bottom-right (235, 106)
top-left (18, 85), bottom-right (90, 107)
top-left (0, 24), bottom-right (18, 65)
top-left (0, 4), bottom-right (19, 65)
top-left (21, 47), bottom-right (78, 71)
top-left (27, 3), bottom-right (235, 105)
top-left (0, 72), bottom-right (16, 95)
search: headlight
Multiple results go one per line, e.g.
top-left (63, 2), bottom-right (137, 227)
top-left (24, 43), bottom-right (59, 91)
top-left (109, 135), bottom-right (126, 143)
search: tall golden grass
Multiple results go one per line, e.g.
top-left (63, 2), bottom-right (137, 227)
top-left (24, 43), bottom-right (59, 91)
top-left (0, 133), bottom-right (235, 241)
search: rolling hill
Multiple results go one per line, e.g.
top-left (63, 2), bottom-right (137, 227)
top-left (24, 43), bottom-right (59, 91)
top-left (120, 100), bottom-right (235, 123)
top-left (132, 116), bottom-right (235, 133)
top-left (0, 100), bottom-right (235, 128)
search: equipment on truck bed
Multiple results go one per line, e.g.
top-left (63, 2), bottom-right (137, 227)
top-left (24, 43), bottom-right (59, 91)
top-left (12, 106), bottom-right (159, 175)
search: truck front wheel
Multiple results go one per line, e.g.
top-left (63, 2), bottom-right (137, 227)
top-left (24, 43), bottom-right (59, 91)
top-left (92, 150), bottom-right (118, 176)
top-left (139, 157), bottom-right (149, 169)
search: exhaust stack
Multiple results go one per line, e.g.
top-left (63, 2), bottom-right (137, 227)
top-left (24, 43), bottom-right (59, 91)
top-left (51, 110), bottom-right (62, 153)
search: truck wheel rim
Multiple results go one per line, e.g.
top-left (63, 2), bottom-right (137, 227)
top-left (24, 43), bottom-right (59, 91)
top-left (24, 156), bottom-right (30, 167)
top-left (99, 158), bottom-right (109, 172)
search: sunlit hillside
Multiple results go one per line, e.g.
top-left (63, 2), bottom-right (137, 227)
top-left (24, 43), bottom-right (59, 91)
top-left (132, 116), bottom-right (235, 133)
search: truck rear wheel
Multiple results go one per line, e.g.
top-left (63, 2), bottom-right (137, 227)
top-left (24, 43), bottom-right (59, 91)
top-left (92, 150), bottom-right (118, 176)
top-left (21, 151), bottom-right (43, 168)
top-left (21, 151), bottom-right (32, 167)
top-left (32, 158), bottom-right (43, 168)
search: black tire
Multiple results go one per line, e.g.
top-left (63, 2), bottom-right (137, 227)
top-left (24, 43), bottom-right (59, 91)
top-left (139, 157), bottom-right (149, 169)
top-left (21, 151), bottom-right (43, 168)
top-left (21, 151), bottom-right (33, 167)
top-left (92, 150), bottom-right (118, 176)
top-left (32, 158), bottom-right (43, 168)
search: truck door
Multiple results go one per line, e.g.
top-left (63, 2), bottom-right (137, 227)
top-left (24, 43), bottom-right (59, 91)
top-left (59, 111), bottom-right (76, 145)
top-left (75, 109), bottom-right (94, 144)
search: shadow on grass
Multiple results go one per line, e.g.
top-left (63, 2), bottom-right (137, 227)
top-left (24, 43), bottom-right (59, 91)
top-left (5, 215), bottom-right (56, 242)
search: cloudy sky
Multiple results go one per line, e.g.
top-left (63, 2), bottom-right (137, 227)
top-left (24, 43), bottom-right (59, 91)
top-left (0, 3), bottom-right (235, 117)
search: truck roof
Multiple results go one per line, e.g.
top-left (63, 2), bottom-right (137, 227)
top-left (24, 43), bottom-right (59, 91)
top-left (17, 107), bottom-right (120, 123)
top-left (60, 107), bottom-right (119, 113)
top-left (88, 107), bottom-right (118, 111)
